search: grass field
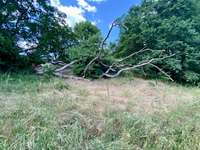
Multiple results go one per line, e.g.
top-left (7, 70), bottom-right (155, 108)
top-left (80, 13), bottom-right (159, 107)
top-left (0, 74), bottom-right (200, 149)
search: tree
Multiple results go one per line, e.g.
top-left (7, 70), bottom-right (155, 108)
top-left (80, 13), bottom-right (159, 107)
top-left (0, 0), bottom-right (75, 71)
top-left (68, 21), bottom-right (105, 78)
top-left (116, 0), bottom-right (200, 84)
top-left (69, 21), bottom-right (101, 59)
top-left (74, 21), bottom-right (100, 41)
top-left (36, 15), bottom-right (76, 62)
top-left (34, 20), bottom-right (174, 81)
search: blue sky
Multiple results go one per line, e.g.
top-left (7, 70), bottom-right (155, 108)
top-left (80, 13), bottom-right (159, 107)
top-left (50, 0), bottom-right (141, 41)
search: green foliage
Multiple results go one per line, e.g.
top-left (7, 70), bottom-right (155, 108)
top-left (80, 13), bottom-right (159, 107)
top-left (73, 58), bottom-right (106, 79)
top-left (68, 21), bottom-right (108, 78)
top-left (0, 0), bottom-right (108, 78)
top-left (37, 16), bottom-right (76, 61)
top-left (0, 0), bottom-right (75, 71)
top-left (74, 21), bottom-right (100, 41)
top-left (116, 0), bottom-right (200, 84)
top-left (69, 21), bottom-right (101, 59)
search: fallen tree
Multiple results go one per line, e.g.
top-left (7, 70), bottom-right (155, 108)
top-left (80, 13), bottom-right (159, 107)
top-left (83, 20), bottom-right (175, 81)
top-left (35, 20), bottom-right (175, 81)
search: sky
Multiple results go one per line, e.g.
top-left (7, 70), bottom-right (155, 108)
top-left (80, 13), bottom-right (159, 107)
top-left (50, 0), bottom-right (141, 41)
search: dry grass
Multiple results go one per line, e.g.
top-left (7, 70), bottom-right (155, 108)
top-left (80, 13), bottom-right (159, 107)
top-left (0, 74), bottom-right (200, 149)
top-left (67, 78), bottom-right (198, 115)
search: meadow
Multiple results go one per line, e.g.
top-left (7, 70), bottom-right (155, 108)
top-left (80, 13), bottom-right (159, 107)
top-left (0, 74), bottom-right (200, 149)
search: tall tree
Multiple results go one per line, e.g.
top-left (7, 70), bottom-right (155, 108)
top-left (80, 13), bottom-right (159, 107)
top-left (0, 0), bottom-right (75, 71)
top-left (116, 0), bottom-right (200, 84)
top-left (68, 21), bottom-right (104, 78)
top-left (72, 21), bottom-right (102, 58)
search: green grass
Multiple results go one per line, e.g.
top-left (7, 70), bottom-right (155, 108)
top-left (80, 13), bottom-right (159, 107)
top-left (0, 73), bottom-right (200, 149)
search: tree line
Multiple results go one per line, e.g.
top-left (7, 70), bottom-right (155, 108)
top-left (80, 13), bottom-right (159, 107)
top-left (1, 0), bottom-right (200, 85)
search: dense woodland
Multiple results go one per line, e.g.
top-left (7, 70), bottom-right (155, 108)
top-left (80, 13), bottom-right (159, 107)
top-left (1, 0), bottom-right (200, 84)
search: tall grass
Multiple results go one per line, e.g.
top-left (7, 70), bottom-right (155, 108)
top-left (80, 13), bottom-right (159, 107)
top-left (0, 74), bottom-right (200, 149)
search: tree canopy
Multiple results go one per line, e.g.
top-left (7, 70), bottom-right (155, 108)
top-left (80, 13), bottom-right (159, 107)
top-left (0, 0), bottom-right (75, 71)
top-left (116, 0), bottom-right (200, 84)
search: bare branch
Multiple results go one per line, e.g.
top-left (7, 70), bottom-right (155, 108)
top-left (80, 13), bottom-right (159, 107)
top-left (83, 56), bottom-right (99, 78)
top-left (103, 55), bottom-right (175, 78)
top-left (103, 59), bottom-right (155, 78)
top-left (103, 48), bottom-right (165, 75)
top-left (83, 20), bottom-right (119, 78)
top-left (149, 63), bottom-right (174, 81)
top-left (51, 60), bottom-right (66, 66)
top-left (55, 60), bottom-right (79, 72)
top-left (116, 48), bottom-right (165, 64)
top-left (101, 21), bottom-right (118, 50)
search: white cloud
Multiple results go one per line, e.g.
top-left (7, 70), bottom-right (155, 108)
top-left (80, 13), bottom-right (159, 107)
top-left (77, 0), bottom-right (96, 12)
top-left (50, 0), bottom-right (86, 27)
top-left (50, 0), bottom-right (103, 27)
top-left (59, 6), bottom-right (86, 27)
top-left (50, 0), bottom-right (60, 6)
top-left (91, 19), bottom-right (101, 25)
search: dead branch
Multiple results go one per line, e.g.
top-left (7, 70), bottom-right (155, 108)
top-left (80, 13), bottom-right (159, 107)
top-left (116, 48), bottom-right (165, 64)
top-left (35, 60), bottom-right (80, 79)
top-left (103, 48), bottom-right (164, 75)
top-left (51, 60), bottom-right (66, 66)
top-left (55, 60), bottom-right (79, 72)
top-left (103, 55), bottom-right (175, 78)
top-left (83, 20), bottom-right (119, 78)
top-left (83, 19), bottom-right (174, 81)
top-left (101, 21), bottom-right (118, 50)
top-left (35, 18), bottom-right (175, 82)
top-left (149, 63), bottom-right (174, 81)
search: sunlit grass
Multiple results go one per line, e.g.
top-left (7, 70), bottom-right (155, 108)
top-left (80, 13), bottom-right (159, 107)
top-left (0, 73), bottom-right (200, 149)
